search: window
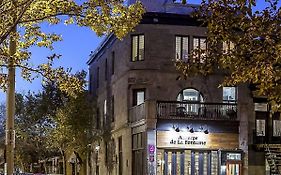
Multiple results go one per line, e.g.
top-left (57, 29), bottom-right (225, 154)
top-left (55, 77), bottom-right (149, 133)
top-left (118, 137), bottom-right (123, 175)
top-left (175, 36), bottom-right (189, 61)
top-left (256, 119), bottom-right (266, 136)
top-left (132, 133), bottom-right (144, 175)
top-left (105, 58), bottom-right (107, 81)
top-left (111, 51), bottom-right (115, 75)
top-left (104, 100), bottom-right (107, 126)
top-left (97, 67), bottom-right (99, 88)
top-left (223, 87), bottom-right (237, 103)
top-left (89, 73), bottom-right (92, 94)
top-left (111, 96), bottom-right (114, 122)
top-left (133, 89), bottom-right (145, 106)
top-left (177, 88), bottom-right (204, 102)
top-left (223, 41), bottom-right (234, 54)
top-left (132, 35), bottom-right (144, 61)
top-left (193, 37), bottom-right (207, 62)
top-left (96, 108), bottom-right (100, 129)
top-left (273, 120), bottom-right (281, 137)
top-left (176, 88), bottom-right (204, 114)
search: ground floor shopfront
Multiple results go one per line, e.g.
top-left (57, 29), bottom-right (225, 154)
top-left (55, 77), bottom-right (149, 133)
top-left (144, 120), bottom-right (243, 175)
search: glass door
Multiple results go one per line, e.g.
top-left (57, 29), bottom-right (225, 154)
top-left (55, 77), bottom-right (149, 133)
top-left (226, 161), bottom-right (241, 175)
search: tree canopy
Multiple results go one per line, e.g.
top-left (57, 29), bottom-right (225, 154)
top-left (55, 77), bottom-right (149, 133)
top-left (176, 0), bottom-right (281, 109)
top-left (0, 0), bottom-right (144, 95)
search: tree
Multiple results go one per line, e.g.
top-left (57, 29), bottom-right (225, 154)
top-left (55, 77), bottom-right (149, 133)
top-left (0, 1), bottom-right (144, 174)
top-left (13, 90), bottom-right (64, 172)
top-left (0, 0), bottom-right (144, 94)
top-left (176, 0), bottom-right (281, 110)
top-left (48, 90), bottom-right (96, 175)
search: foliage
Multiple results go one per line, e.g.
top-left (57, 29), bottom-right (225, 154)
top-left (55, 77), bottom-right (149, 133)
top-left (0, 0), bottom-right (144, 95)
top-left (48, 90), bottom-right (97, 156)
top-left (176, 0), bottom-right (281, 109)
top-left (14, 91), bottom-right (60, 172)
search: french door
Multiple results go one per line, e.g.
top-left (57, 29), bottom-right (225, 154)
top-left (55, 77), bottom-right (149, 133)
top-left (157, 150), bottom-right (219, 175)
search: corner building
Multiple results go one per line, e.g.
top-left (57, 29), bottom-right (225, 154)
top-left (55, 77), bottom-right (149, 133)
top-left (87, 1), bottom-right (281, 175)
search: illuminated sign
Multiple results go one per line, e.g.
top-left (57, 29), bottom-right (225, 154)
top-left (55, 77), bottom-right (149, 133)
top-left (170, 136), bottom-right (207, 146)
top-left (157, 131), bottom-right (239, 149)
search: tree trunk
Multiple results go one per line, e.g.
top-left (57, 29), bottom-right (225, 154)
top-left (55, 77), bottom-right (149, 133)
top-left (60, 148), bottom-right (66, 175)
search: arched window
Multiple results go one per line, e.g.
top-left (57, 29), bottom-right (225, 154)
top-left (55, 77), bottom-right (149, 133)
top-left (177, 88), bottom-right (204, 102)
top-left (176, 88), bottom-right (204, 115)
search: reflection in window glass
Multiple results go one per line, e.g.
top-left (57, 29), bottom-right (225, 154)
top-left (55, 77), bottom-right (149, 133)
top-left (273, 120), bottom-right (281, 136)
top-left (223, 87), bottom-right (236, 102)
top-left (256, 119), bottom-right (265, 136)
top-left (177, 89), bottom-right (203, 102)
top-left (175, 36), bottom-right (189, 61)
top-left (132, 35), bottom-right (144, 61)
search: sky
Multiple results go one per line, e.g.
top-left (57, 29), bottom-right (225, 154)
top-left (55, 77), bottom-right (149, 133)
top-left (0, 0), bottom-right (279, 103)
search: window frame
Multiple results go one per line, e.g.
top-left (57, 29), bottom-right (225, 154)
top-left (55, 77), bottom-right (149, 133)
top-left (132, 89), bottom-right (146, 106)
top-left (96, 67), bottom-right (99, 88)
top-left (222, 86), bottom-right (237, 103)
top-left (111, 51), bottom-right (115, 75)
top-left (192, 36), bottom-right (207, 62)
top-left (131, 34), bottom-right (145, 62)
top-left (175, 35), bottom-right (189, 61)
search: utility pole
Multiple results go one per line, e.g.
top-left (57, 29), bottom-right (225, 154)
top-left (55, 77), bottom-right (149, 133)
top-left (5, 3), bottom-right (17, 174)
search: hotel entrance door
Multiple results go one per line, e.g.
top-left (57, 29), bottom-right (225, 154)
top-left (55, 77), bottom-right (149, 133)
top-left (157, 150), bottom-right (219, 175)
top-left (226, 161), bottom-right (241, 175)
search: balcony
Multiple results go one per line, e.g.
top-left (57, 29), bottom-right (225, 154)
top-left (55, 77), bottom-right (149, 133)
top-left (129, 100), bottom-right (237, 123)
top-left (157, 101), bottom-right (237, 120)
top-left (129, 103), bottom-right (146, 123)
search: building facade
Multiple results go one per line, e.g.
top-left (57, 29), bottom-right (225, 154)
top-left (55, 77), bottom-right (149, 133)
top-left (87, 1), bottom-right (281, 175)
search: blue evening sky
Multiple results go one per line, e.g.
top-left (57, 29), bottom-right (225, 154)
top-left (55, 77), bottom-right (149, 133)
top-left (0, 0), bottom-right (277, 103)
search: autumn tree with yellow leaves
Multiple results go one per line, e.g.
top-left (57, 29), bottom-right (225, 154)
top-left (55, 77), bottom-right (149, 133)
top-left (176, 0), bottom-right (281, 110)
top-left (0, 0), bottom-right (144, 174)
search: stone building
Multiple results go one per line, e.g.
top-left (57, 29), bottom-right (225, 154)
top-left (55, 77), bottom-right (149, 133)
top-left (87, 1), bottom-right (281, 175)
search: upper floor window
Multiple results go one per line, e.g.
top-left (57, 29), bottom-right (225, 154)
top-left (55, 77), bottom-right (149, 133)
top-left (223, 87), bottom-right (237, 103)
top-left (132, 35), bottom-right (144, 61)
top-left (193, 37), bottom-right (207, 62)
top-left (96, 67), bottom-right (100, 88)
top-left (256, 119), bottom-right (266, 136)
top-left (177, 88), bottom-right (204, 115)
top-left (112, 51), bottom-right (115, 75)
top-left (111, 96), bottom-right (115, 122)
top-left (89, 73), bottom-right (92, 94)
top-left (273, 120), bottom-right (281, 137)
top-left (177, 88), bottom-right (204, 102)
top-left (133, 89), bottom-right (145, 106)
top-left (105, 58), bottom-right (108, 81)
top-left (223, 41), bottom-right (234, 54)
top-left (175, 36), bottom-right (189, 61)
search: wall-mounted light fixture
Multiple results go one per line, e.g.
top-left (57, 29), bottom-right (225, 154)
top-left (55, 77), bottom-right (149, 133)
top-left (172, 124), bottom-right (180, 132)
top-left (199, 125), bottom-right (209, 134)
top-left (187, 126), bottom-right (194, 133)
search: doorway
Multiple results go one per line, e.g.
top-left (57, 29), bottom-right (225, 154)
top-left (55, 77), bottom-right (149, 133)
top-left (226, 161), bottom-right (241, 175)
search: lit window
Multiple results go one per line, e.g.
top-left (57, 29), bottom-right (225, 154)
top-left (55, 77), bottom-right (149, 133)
top-left (193, 37), bottom-right (207, 63)
top-left (223, 87), bottom-right (237, 103)
top-left (132, 35), bottom-right (144, 61)
top-left (177, 89), bottom-right (204, 102)
top-left (273, 120), bottom-right (281, 137)
top-left (177, 88), bottom-right (204, 114)
top-left (223, 41), bottom-right (234, 54)
top-left (256, 119), bottom-right (265, 136)
top-left (133, 89), bottom-right (145, 106)
top-left (175, 36), bottom-right (189, 61)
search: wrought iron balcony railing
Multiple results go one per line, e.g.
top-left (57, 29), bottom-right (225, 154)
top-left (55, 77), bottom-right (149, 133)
top-left (157, 101), bottom-right (237, 120)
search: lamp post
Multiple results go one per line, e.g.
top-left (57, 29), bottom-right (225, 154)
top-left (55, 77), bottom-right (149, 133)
top-left (5, 4), bottom-right (17, 174)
